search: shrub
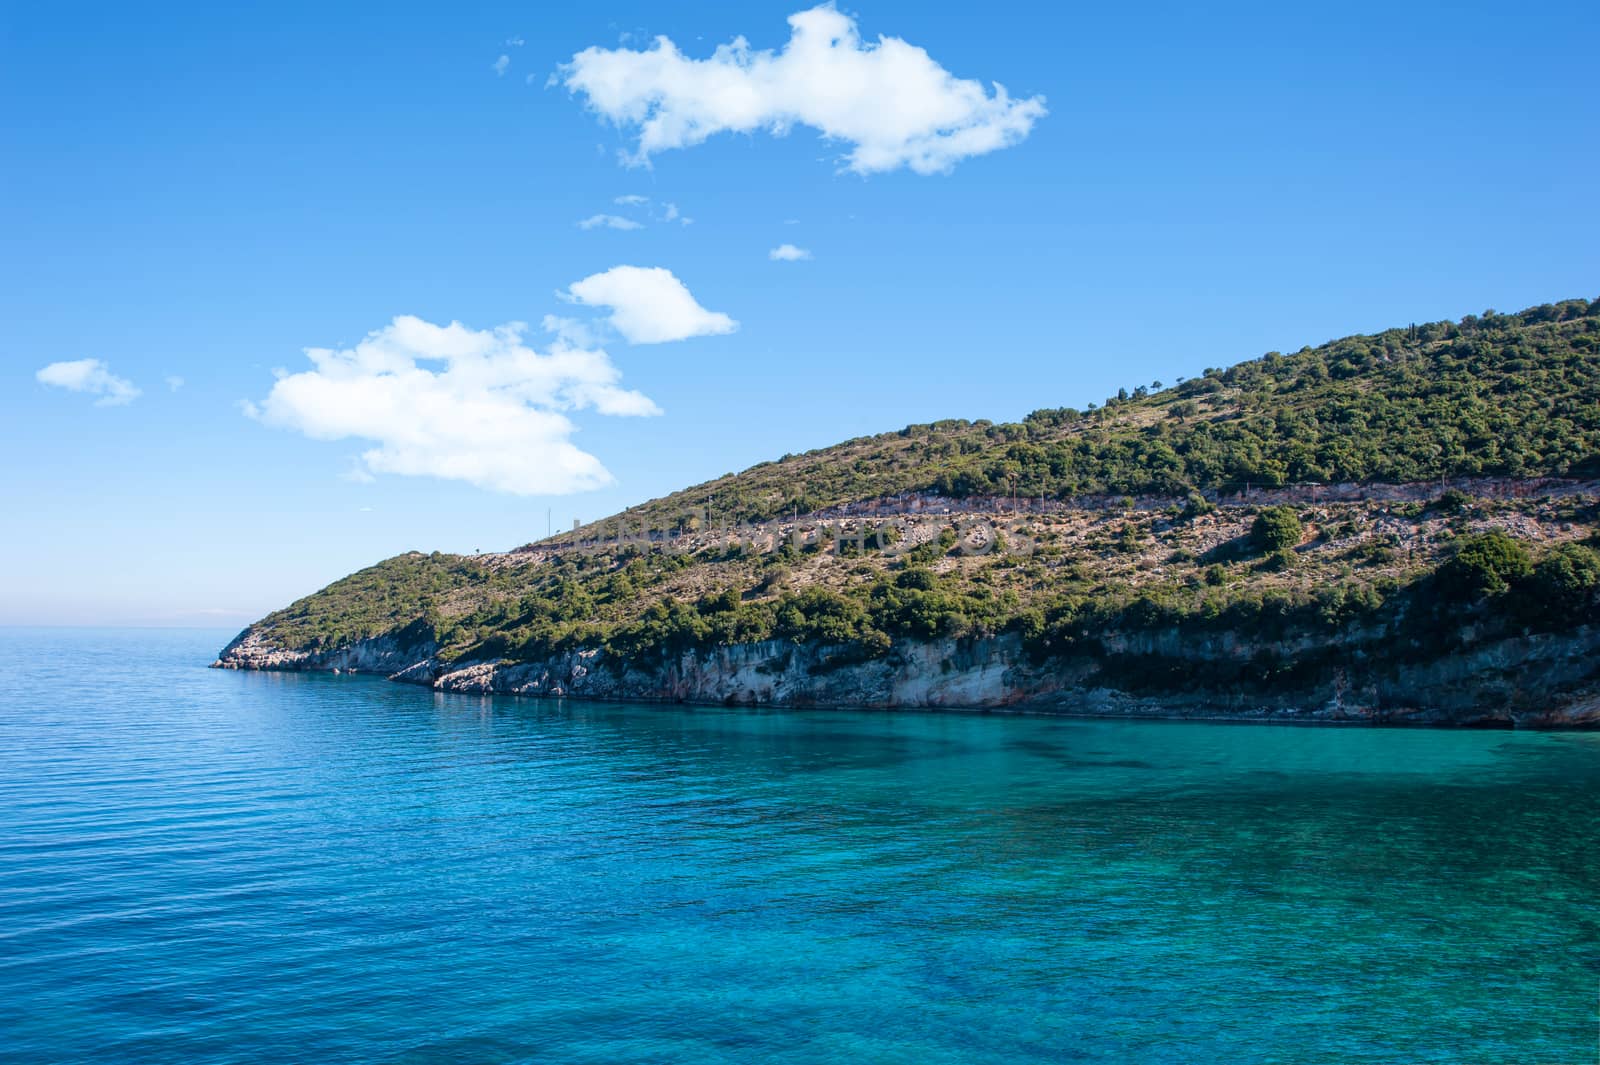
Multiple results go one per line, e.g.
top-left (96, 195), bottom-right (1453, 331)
top-left (1524, 543), bottom-right (1600, 627)
top-left (775, 588), bottom-right (875, 646)
top-left (1261, 547), bottom-right (1297, 572)
top-left (1181, 490), bottom-right (1215, 520)
top-left (755, 565), bottom-right (791, 596)
top-left (1437, 532), bottom-right (1533, 600)
top-left (696, 587), bottom-right (741, 615)
top-left (1251, 506), bottom-right (1304, 553)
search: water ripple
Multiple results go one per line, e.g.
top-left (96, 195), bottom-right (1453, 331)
top-left (0, 627), bottom-right (1596, 1064)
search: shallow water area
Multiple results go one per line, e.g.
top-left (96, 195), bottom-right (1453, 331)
top-left (1, 627), bottom-right (1596, 1063)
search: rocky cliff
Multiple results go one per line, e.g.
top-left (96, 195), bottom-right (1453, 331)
top-left (215, 622), bottom-right (1600, 728)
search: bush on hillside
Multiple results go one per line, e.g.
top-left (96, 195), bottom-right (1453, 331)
top-left (1524, 543), bottom-right (1600, 627)
top-left (1251, 506), bottom-right (1304, 553)
top-left (1437, 532), bottom-right (1534, 600)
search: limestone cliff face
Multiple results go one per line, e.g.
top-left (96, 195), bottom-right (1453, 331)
top-left (214, 625), bottom-right (1600, 728)
top-left (214, 628), bottom-right (432, 675)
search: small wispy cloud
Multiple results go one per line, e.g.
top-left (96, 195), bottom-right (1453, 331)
top-left (36, 359), bottom-right (141, 406)
top-left (505, 36), bottom-right (524, 47)
top-left (542, 314), bottom-right (599, 348)
top-left (581, 197), bottom-right (691, 230)
top-left (492, 54), bottom-right (510, 77)
top-left (769, 243), bottom-right (812, 262)
top-left (165, 375), bottom-right (185, 392)
top-left (577, 213), bottom-right (644, 231)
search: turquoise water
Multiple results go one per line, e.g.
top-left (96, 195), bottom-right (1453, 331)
top-left (1, 628), bottom-right (1597, 1063)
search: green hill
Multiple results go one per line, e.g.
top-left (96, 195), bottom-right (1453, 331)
top-left (575, 298), bottom-right (1600, 536)
top-left (218, 298), bottom-right (1600, 725)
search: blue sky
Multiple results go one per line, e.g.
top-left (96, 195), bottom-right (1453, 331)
top-left (3, 1), bottom-right (1597, 626)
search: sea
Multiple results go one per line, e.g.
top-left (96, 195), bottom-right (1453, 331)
top-left (2, 626), bottom-right (1596, 1063)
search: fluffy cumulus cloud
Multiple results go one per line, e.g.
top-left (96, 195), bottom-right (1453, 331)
top-left (562, 266), bottom-right (736, 344)
top-left (35, 359), bottom-right (141, 406)
top-left (245, 315), bottom-right (663, 495)
top-left (492, 54), bottom-right (510, 76)
top-left (769, 243), bottom-right (811, 261)
top-left (561, 4), bottom-right (1046, 175)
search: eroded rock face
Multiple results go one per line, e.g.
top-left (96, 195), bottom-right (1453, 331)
top-left (213, 626), bottom-right (1600, 728)
top-left (212, 628), bottom-right (437, 675)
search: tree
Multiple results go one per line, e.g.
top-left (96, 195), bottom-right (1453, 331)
top-left (1251, 506), bottom-right (1303, 553)
top-left (1438, 532), bottom-right (1533, 600)
top-left (1525, 543), bottom-right (1600, 626)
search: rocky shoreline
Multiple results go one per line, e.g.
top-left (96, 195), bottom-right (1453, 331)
top-left (214, 626), bottom-right (1600, 729)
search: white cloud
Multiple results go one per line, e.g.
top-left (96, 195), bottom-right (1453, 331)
top-left (578, 213), bottom-right (644, 230)
top-left (492, 54), bottom-right (510, 76)
top-left (165, 375), bottom-right (185, 391)
top-left (603, 195), bottom-right (692, 226)
top-left (561, 4), bottom-right (1046, 175)
top-left (36, 359), bottom-right (141, 406)
top-left (246, 315), bottom-right (662, 495)
top-left (662, 202), bottom-right (692, 225)
top-left (505, 36), bottom-right (524, 47)
top-left (769, 243), bottom-right (811, 261)
top-left (541, 314), bottom-right (599, 348)
top-left (562, 266), bottom-right (737, 344)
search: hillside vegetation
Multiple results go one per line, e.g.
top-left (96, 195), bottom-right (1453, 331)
top-left (577, 298), bottom-right (1599, 534)
top-left (233, 299), bottom-right (1600, 696)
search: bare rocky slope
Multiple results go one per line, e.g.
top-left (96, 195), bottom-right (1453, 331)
top-left (217, 300), bottom-right (1600, 726)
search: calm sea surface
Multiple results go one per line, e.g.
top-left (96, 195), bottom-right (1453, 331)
top-left (1, 627), bottom-right (1597, 1064)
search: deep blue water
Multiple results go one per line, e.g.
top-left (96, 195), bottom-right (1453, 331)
top-left (1, 627), bottom-right (1597, 1063)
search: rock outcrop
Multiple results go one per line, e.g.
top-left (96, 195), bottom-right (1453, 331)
top-left (215, 625), bottom-right (1600, 728)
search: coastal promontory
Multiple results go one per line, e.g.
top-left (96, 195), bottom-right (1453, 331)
top-left (218, 300), bottom-right (1600, 726)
